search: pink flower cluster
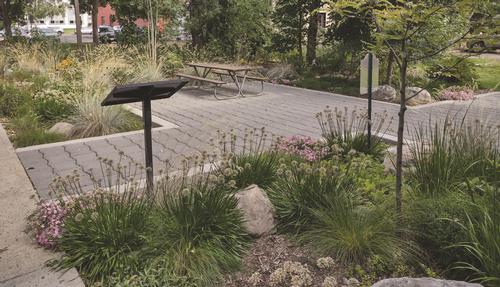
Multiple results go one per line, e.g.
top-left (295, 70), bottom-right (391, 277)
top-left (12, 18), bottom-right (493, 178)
top-left (277, 136), bottom-right (328, 162)
top-left (29, 200), bottom-right (68, 249)
top-left (439, 86), bottom-right (475, 101)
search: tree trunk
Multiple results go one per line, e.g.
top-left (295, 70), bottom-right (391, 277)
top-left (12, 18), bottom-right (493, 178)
top-left (188, 0), bottom-right (202, 48)
top-left (297, 0), bottom-right (303, 61)
top-left (74, 0), bottom-right (83, 48)
top-left (92, 0), bottom-right (99, 45)
top-left (395, 54), bottom-right (408, 221)
top-left (386, 50), bottom-right (395, 85)
top-left (1, 0), bottom-right (13, 38)
top-left (306, 0), bottom-right (320, 65)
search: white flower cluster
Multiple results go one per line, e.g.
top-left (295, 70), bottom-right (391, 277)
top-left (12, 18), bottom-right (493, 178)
top-left (316, 256), bottom-right (336, 269)
top-left (269, 261), bottom-right (313, 287)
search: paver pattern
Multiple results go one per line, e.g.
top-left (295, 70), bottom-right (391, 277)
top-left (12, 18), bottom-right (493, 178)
top-left (16, 83), bottom-right (500, 199)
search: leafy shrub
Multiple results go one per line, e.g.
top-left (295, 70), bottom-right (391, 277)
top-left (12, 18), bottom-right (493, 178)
top-left (426, 55), bottom-right (478, 85)
top-left (33, 88), bottom-right (74, 122)
top-left (276, 136), bottom-right (328, 162)
top-left (438, 86), bottom-right (475, 101)
top-left (268, 161), bottom-right (356, 233)
top-left (300, 203), bottom-right (415, 266)
top-left (408, 119), bottom-right (498, 195)
top-left (11, 111), bottom-right (66, 147)
top-left (49, 189), bottom-right (152, 283)
top-left (0, 82), bottom-right (29, 117)
top-left (453, 207), bottom-right (500, 286)
top-left (317, 107), bottom-right (389, 161)
top-left (150, 184), bottom-right (249, 285)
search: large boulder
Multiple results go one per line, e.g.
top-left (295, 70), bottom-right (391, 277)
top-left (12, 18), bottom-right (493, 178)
top-left (373, 85), bottom-right (398, 102)
top-left (235, 184), bottom-right (276, 237)
top-left (48, 122), bottom-right (74, 137)
top-left (405, 87), bottom-right (432, 106)
top-left (372, 278), bottom-right (483, 287)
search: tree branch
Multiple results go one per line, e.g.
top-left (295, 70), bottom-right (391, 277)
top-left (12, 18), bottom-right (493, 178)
top-left (410, 30), bottom-right (472, 62)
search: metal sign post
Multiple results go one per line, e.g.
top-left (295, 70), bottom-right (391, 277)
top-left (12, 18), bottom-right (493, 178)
top-left (101, 79), bottom-right (188, 192)
top-left (360, 53), bottom-right (379, 150)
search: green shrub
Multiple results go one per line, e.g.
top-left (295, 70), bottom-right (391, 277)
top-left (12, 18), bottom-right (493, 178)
top-left (426, 55), bottom-right (478, 85)
top-left (49, 190), bottom-right (152, 283)
top-left (33, 93), bottom-right (73, 122)
top-left (268, 161), bottom-right (356, 234)
top-left (316, 107), bottom-right (389, 161)
top-left (300, 202), bottom-right (416, 266)
top-left (405, 193), bottom-right (482, 272)
top-left (452, 206), bottom-right (500, 286)
top-left (408, 120), bottom-right (498, 195)
top-left (11, 111), bottom-right (66, 147)
top-left (150, 185), bottom-right (249, 286)
top-left (0, 83), bottom-right (29, 117)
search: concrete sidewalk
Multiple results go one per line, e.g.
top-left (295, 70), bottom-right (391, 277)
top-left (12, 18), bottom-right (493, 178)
top-left (0, 124), bottom-right (83, 287)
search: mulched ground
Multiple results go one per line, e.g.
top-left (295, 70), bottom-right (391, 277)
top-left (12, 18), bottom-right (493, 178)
top-left (224, 235), bottom-right (347, 287)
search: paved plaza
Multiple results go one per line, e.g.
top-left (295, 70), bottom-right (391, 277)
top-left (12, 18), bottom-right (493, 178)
top-left (15, 83), bottom-right (500, 199)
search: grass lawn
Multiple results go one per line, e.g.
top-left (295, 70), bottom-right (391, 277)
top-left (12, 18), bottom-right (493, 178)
top-left (471, 58), bottom-right (500, 91)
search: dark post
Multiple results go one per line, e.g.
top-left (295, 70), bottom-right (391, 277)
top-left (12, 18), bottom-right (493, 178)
top-left (367, 53), bottom-right (373, 150)
top-left (101, 80), bottom-right (188, 194)
top-left (142, 99), bottom-right (154, 192)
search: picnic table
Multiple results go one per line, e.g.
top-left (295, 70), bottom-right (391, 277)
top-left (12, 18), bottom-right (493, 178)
top-left (176, 62), bottom-right (267, 100)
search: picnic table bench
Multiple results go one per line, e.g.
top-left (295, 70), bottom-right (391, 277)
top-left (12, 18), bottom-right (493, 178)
top-left (176, 62), bottom-right (267, 100)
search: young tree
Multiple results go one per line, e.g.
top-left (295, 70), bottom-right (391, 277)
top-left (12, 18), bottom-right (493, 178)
top-left (329, 0), bottom-right (492, 220)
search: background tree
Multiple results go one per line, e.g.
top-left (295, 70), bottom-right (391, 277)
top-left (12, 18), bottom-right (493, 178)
top-left (187, 0), bottom-right (271, 60)
top-left (329, 0), bottom-right (492, 220)
top-left (271, 0), bottom-right (308, 59)
top-left (0, 0), bottom-right (25, 38)
top-left (306, 0), bottom-right (321, 65)
top-left (71, 0), bottom-right (106, 44)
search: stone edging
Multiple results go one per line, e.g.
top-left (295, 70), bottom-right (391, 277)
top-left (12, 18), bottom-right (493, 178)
top-left (15, 105), bottom-right (179, 153)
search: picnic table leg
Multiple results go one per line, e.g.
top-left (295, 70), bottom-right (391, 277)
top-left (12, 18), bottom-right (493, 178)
top-left (228, 71), bottom-right (248, 97)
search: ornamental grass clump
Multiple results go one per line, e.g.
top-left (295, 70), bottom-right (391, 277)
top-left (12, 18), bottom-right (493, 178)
top-left (316, 107), bottom-right (391, 160)
top-left (268, 160), bottom-right (356, 233)
top-left (149, 183), bottom-right (250, 285)
top-left (213, 128), bottom-right (281, 189)
top-left (409, 118), bottom-right (499, 195)
top-left (453, 207), bottom-right (500, 287)
top-left (299, 201), bottom-right (417, 266)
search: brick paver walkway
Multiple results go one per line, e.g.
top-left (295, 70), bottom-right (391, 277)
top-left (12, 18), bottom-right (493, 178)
top-left (15, 83), bottom-right (500, 199)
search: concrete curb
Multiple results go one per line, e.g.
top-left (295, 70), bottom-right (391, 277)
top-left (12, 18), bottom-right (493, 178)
top-left (0, 124), bottom-right (84, 287)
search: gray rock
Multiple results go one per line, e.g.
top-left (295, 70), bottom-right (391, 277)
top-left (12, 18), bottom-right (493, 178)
top-left (49, 122), bottom-right (74, 137)
top-left (373, 85), bottom-right (398, 102)
top-left (266, 64), bottom-right (298, 81)
top-left (235, 184), bottom-right (276, 237)
top-left (383, 145), bottom-right (414, 174)
top-left (405, 87), bottom-right (432, 106)
top-left (372, 277), bottom-right (483, 287)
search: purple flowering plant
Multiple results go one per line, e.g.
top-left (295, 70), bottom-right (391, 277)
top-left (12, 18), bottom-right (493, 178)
top-left (277, 136), bottom-right (328, 162)
top-left (27, 199), bottom-right (70, 249)
top-left (438, 86), bottom-right (475, 101)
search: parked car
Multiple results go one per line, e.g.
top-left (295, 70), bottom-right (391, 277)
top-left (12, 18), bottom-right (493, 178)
top-left (113, 25), bottom-right (122, 33)
top-left (0, 29), bottom-right (4, 38)
top-left (80, 27), bottom-right (93, 35)
top-left (37, 25), bottom-right (64, 36)
top-left (98, 26), bottom-right (116, 43)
